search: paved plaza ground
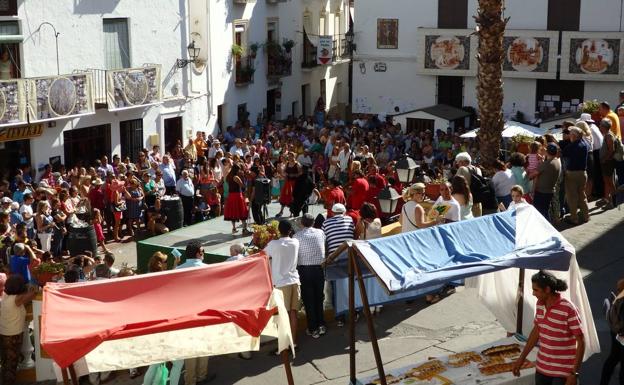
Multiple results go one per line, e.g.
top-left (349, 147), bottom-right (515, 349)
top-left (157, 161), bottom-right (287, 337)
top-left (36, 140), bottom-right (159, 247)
top-left (48, 201), bottom-right (624, 385)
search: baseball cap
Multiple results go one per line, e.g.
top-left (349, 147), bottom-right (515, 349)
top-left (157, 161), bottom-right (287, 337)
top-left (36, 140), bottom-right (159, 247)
top-left (0, 197), bottom-right (12, 204)
top-left (331, 203), bottom-right (346, 214)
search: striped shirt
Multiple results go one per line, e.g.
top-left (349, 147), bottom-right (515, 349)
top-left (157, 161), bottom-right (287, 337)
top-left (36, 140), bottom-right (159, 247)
top-left (534, 295), bottom-right (583, 378)
top-left (322, 214), bottom-right (354, 255)
top-left (294, 227), bottom-right (326, 266)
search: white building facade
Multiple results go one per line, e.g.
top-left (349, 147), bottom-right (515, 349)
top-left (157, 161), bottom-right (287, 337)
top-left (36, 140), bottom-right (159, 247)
top-left (209, 0), bottom-right (351, 131)
top-left (353, 0), bottom-right (624, 128)
top-left (0, 0), bottom-right (350, 178)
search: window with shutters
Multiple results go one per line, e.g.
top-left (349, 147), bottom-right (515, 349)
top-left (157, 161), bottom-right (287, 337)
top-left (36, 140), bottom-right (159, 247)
top-left (103, 19), bottom-right (131, 69)
top-left (120, 119), bottom-right (144, 162)
top-left (547, 0), bottom-right (580, 31)
top-left (0, 0), bottom-right (17, 16)
top-left (438, 0), bottom-right (467, 29)
top-left (0, 21), bottom-right (21, 79)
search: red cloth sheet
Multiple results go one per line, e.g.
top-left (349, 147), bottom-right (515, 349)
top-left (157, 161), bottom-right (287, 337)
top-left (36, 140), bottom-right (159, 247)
top-left (41, 254), bottom-right (276, 368)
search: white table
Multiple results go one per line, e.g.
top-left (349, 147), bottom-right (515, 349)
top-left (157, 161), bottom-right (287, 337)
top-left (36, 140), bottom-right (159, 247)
top-left (359, 336), bottom-right (537, 385)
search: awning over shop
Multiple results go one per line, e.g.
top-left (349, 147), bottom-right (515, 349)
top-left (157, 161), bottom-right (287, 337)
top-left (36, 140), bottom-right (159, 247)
top-left (460, 120), bottom-right (546, 138)
top-left (41, 254), bottom-right (290, 371)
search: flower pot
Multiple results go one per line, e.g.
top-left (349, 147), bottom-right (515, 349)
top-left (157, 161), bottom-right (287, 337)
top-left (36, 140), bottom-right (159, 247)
top-left (34, 271), bottom-right (59, 287)
top-left (425, 183), bottom-right (441, 200)
top-left (516, 143), bottom-right (530, 155)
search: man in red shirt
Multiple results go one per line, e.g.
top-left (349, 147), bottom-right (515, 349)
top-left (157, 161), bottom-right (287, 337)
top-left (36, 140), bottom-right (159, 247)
top-left (348, 170), bottom-right (369, 212)
top-left (513, 271), bottom-right (585, 385)
top-left (323, 178), bottom-right (346, 217)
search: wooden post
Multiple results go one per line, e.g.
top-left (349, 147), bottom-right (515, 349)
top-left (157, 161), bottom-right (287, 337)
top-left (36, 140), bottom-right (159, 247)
top-left (68, 364), bottom-right (79, 385)
top-left (516, 268), bottom-right (525, 335)
top-left (281, 350), bottom-right (295, 385)
top-left (353, 253), bottom-right (387, 385)
top-left (348, 249), bottom-right (357, 384)
top-left (61, 367), bottom-right (70, 385)
top-left (61, 364), bottom-right (79, 385)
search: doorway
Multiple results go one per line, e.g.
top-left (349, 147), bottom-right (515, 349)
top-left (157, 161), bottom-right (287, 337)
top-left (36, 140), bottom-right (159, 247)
top-left (437, 76), bottom-right (464, 108)
top-left (0, 139), bottom-right (29, 179)
top-left (63, 125), bottom-right (111, 168)
top-left (120, 119), bottom-right (144, 162)
top-left (266, 89), bottom-right (276, 121)
top-left (164, 117), bottom-right (183, 155)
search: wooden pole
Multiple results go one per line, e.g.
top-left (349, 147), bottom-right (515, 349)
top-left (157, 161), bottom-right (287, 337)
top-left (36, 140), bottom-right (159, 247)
top-left (516, 268), bottom-right (525, 335)
top-left (61, 367), bottom-right (70, 385)
top-left (68, 364), bottom-right (79, 385)
top-left (353, 253), bottom-right (387, 385)
top-left (348, 249), bottom-right (357, 384)
top-left (281, 350), bottom-right (295, 385)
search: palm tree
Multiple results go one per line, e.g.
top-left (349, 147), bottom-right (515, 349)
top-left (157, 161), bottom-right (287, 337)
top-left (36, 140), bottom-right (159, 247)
top-left (475, 0), bottom-right (508, 170)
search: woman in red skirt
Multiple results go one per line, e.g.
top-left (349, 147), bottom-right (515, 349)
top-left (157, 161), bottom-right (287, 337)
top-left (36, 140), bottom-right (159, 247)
top-left (276, 152), bottom-right (302, 217)
top-left (224, 163), bottom-right (250, 235)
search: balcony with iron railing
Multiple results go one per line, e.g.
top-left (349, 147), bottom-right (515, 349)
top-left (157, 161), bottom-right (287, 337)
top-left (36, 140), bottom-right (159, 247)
top-left (235, 56), bottom-right (255, 85)
top-left (302, 37), bottom-right (318, 69)
top-left (265, 41), bottom-right (292, 78)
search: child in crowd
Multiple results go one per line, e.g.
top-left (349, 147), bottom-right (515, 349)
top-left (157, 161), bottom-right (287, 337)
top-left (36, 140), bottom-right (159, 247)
top-left (526, 141), bottom-right (543, 180)
top-left (92, 208), bottom-right (110, 254)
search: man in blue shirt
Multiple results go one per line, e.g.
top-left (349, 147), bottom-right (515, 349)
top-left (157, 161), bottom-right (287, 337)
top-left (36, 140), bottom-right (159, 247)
top-left (9, 243), bottom-right (36, 283)
top-left (159, 155), bottom-right (177, 195)
top-left (172, 240), bottom-right (215, 384)
top-left (562, 127), bottom-right (589, 224)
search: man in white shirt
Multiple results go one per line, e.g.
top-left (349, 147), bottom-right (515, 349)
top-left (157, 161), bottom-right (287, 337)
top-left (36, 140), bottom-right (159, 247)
top-left (19, 193), bottom-right (35, 239)
top-left (175, 170), bottom-right (195, 226)
top-left (433, 182), bottom-right (461, 222)
top-left (338, 143), bottom-right (351, 184)
top-left (577, 113), bottom-right (604, 199)
top-left (207, 139), bottom-right (222, 159)
top-left (229, 138), bottom-right (245, 157)
top-left (264, 220), bottom-right (301, 346)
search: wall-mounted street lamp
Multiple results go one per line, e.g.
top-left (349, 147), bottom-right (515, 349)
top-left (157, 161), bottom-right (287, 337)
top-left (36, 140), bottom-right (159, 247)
top-left (176, 40), bottom-right (200, 68)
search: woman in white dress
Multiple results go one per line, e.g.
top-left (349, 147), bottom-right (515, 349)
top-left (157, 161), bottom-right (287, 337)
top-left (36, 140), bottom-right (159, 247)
top-left (450, 175), bottom-right (473, 221)
top-left (400, 183), bottom-right (440, 233)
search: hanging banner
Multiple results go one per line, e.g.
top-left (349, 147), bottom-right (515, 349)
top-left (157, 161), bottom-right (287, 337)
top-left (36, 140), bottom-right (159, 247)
top-left (0, 79), bottom-right (27, 127)
top-left (27, 72), bottom-right (95, 123)
top-left (317, 36), bottom-right (333, 65)
top-left (107, 65), bottom-right (162, 111)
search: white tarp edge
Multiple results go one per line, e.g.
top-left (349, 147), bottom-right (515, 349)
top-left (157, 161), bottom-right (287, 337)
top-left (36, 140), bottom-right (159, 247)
top-left (465, 206), bottom-right (600, 360)
top-left (52, 288), bottom-right (293, 378)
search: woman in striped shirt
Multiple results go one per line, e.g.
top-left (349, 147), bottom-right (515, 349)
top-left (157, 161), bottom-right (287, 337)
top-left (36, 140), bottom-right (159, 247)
top-left (513, 271), bottom-right (585, 385)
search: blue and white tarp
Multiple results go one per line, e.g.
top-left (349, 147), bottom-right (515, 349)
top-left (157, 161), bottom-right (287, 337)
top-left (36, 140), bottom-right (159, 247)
top-left (326, 205), bottom-right (573, 293)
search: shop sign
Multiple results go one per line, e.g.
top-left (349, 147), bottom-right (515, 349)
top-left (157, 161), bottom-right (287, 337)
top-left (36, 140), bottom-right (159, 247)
top-left (0, 123), bottom-right (44, 142)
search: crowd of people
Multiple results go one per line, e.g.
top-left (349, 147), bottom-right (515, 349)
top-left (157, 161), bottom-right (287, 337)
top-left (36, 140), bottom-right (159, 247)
top-left (0, 91), bottom-right (624, 384)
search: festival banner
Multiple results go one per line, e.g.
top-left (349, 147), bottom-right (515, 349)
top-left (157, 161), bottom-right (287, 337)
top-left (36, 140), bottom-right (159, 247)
top-left (107, 65), bottom-right (162, 111)
top-left (26, 73), bottom-right (95, 123)
top-left (0, 79), bottom-right (26, 127)
top-left (416, 28), bottom-right (478, 76)
top-left (502, 30), bottom-right (559, 79)
top-left (560, 31), bottom-right (624, 81)
top-left (317, 36), bottom-right (333, 65)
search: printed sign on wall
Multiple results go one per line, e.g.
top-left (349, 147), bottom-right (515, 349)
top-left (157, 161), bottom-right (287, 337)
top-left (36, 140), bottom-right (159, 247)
top-left (560, 31), bottom-right (624, 81)
top-left (502, 30), bottom-right (559, 79)
top-left (417, 28), bottom-right (477, 76)
top-left (27, 73), bottom-right (95, 123)
top-left (0, 79), bottom-right (26, 127)
top-left (107, 65), bottom-right (162, 111)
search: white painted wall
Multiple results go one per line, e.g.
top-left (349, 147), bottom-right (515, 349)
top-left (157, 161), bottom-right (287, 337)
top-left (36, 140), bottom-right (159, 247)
top-left (14, 0), bottom-right (209, 169)
top-left (580, 0), bottom-right (624, 31)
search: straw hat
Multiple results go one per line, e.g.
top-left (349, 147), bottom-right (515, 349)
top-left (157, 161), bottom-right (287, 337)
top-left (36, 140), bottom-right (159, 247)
top-left (92, 178), bottom-right (104, 186)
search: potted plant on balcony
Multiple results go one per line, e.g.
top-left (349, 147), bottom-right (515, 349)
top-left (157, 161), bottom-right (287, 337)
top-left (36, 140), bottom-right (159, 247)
top-left (264, 40), bottom-right (282, 56)
top-left (282, 39), bottom-right (295, 53)
top-left (231, 43), bottom-right (244, 57)
top-left (241, 66), bottom-right (256, 82)
top-left (249, 42), bottom-right (260, 58)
